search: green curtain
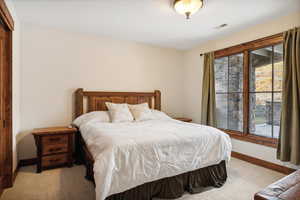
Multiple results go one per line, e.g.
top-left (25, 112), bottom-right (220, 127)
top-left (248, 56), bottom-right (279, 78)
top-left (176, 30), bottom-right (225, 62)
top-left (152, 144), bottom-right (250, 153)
top-left (200, 52), bottom-right (217, 126)
top-left (277, 27), bottom-right (300, 165)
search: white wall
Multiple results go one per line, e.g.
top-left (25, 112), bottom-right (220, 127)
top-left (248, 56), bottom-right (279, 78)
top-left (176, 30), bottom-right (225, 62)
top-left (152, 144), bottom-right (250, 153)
top-left (5, 0), bottom-right (21, 172)
top-left (183, 11), bottom-right (300, 169)
top-left (18, 24), bottom-right (185, 159)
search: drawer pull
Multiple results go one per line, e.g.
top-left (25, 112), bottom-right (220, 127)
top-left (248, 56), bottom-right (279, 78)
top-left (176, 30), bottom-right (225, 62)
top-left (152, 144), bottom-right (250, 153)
top-left (49, 138), bottom-right (61, 142)
top-left (49, 147), bottom-right (63, 152)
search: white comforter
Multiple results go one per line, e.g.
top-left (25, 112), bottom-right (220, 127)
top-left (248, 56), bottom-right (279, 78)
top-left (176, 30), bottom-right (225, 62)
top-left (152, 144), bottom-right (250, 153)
top-left (79, 119), bottom-right (232, 200)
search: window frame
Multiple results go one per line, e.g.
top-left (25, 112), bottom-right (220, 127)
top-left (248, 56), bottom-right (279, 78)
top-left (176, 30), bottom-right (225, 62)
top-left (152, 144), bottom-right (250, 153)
top-left (214, 33), bottom-right (283, 148)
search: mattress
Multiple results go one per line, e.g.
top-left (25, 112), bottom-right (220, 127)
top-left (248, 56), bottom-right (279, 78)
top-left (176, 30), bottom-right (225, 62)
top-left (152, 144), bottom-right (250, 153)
top-left (78, 118), bottom-right (232, 200)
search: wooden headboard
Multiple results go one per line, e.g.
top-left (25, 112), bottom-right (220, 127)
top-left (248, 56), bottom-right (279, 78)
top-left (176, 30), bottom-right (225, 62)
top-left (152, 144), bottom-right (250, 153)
top-left (74, 88), bottom-right (161, 118)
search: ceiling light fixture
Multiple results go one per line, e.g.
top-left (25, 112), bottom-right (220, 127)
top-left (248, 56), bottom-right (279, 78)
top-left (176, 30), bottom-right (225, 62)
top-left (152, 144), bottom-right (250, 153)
top-left (174, 0), bottom-right (203, 19)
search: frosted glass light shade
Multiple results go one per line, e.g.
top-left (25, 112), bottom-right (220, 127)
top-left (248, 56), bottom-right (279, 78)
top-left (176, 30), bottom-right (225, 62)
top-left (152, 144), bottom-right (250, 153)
top-left (174, 0), bottom-right (203, 19)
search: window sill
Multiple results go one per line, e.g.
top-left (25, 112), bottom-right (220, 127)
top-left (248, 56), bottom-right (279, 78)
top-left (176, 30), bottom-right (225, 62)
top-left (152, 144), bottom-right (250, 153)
top-left (220, 129), bottom-right (278, 148)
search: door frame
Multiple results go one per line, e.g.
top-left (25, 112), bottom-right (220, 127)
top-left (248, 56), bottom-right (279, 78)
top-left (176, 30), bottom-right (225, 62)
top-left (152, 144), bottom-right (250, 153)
top-left (0, 0), bottom-right (14, 190)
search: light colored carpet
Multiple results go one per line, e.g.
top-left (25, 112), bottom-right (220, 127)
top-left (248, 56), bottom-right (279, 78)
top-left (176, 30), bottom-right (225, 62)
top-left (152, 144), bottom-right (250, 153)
top-left (1, 158), bottom-right (284, 200)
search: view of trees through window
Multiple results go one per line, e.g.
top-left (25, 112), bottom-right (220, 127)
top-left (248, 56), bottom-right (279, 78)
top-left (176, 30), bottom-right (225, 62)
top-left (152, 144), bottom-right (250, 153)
top-left (214, 43), bottom-right (283, 139)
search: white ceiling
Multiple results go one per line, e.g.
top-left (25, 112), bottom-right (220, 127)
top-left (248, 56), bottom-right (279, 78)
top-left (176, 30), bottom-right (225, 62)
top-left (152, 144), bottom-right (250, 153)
top-left (12, 0), bottom-right (300, 50)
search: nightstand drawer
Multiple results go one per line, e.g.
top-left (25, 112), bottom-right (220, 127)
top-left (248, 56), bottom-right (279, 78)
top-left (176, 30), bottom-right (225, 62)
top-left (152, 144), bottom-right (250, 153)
top-left (42, 143), bottom-right (68, 155)
top-left (42, 154), bottom-right (68, 167)
top-left (42, 135), bottom-right (68, 145)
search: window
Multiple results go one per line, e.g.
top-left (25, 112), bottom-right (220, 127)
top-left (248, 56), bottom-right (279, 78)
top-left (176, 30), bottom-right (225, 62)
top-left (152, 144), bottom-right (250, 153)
top-left (214, 34), bottom-right (283, 147)
top-left (215, 54), bottom-right (244, 132)
top-left (249, 44), bottom-right (283, 139)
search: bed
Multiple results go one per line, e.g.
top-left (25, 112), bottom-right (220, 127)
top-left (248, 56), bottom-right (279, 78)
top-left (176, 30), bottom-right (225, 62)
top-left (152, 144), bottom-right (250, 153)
top-left (73, 88), bottom-right (232, 200)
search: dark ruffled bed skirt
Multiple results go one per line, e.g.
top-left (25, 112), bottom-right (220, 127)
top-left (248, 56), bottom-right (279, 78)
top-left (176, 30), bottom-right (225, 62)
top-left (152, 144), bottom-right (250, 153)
top-left (106, 160), bottom-right (227, 200)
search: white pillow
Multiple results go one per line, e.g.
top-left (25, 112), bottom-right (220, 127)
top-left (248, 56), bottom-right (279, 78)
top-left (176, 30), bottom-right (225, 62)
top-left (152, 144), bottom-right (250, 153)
top-left (128, 103), bottom-right (154, 121)
top-left (151, 109), bottom-right (172, 120)
top-left (72, 111), bottom-right (110, 127)
top-left (105, 102), bottom-right (134, 123)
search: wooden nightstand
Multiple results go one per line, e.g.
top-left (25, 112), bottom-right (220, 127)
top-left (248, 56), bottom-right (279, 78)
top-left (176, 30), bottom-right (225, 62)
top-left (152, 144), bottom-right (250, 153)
top-left (32, 127), bottom-right (77, 173)
top-left (174, 117), bottom-right (192, 122)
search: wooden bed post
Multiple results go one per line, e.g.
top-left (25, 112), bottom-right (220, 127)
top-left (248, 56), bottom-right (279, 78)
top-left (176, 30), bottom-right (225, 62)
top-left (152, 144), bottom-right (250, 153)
top-left (74, 88), bottom-right (84, 165)
top-left (154, 90), bottom-right (161, 111)
top-left (75, 88), bottom-right (84, 119)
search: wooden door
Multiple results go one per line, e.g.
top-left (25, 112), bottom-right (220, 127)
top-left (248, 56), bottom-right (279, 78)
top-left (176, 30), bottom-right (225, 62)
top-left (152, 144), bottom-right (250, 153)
top-left (0, 17), bottom-right (12, 193)
top-left (0, 1), bottom-right (14, 196)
